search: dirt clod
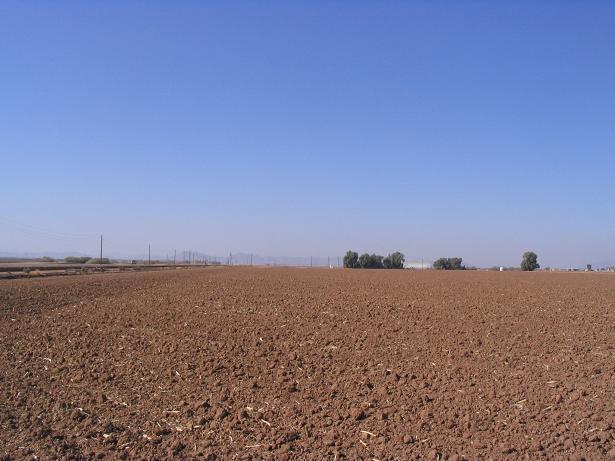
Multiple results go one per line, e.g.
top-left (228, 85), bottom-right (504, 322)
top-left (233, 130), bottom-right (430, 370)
top-left (0, 267), bottom-right (613, 459)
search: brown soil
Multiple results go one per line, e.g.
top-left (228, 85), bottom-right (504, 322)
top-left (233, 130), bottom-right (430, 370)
top-left (0, 268), bottom-right (613, 460)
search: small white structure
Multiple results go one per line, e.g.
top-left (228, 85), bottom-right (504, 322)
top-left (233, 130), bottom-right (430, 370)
top-left (404, 261), bottom-right (432, 270)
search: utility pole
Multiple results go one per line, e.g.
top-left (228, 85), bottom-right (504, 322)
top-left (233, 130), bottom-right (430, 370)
top-left (338, 256), bottom-right (340, 267)
top-left (174, 249), bottom-right (176, 265)
top-left (148, 244), bottom-right (151, 265)
top-left (229, 252), bottom-right (232, 265)
top-left (310, 256), bottom-right (312, 267)
top-left (328, 256), bottom-right (330, 267)
top-left (250, 254), bottom-right (253, 265)
top-left (99, 235), bottom-right (103, 263)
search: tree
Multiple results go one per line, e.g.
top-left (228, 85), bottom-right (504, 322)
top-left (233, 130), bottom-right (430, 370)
top-left (449, 257), bottom-right (463, 270)
top-left (371, 254), bottom-right (384, 269)
top-left (358, 253), bottom-right (384, 269)
top-left (383, 251), bottom-right (405, 269)
top-left (433, 257), bottom-right (465, 270)
top-left (433, 258), bottom-right (448, 270)
top-left (343, 250), bottom-right (359, 268)
top-left (358, 253), bottom-right (370, 268)
top-left (87, 258), bottom-right (111, 264)
top-left (521, 251), bottom-right (539, 271)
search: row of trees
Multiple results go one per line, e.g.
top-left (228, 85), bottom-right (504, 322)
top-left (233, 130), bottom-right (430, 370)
top-left (344, 251), bottom-right (405, 269)
top-left (343, 251), bottom-right (541, 271)
top-left (432, 252), bottom-right (540, 271)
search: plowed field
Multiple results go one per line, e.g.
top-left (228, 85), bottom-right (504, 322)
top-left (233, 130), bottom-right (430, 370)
top-left (0, 268), bottom-right (613, 460)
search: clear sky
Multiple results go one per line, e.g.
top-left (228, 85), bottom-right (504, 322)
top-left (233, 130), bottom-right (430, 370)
top-left (1, 1), bottom-right (614, 267)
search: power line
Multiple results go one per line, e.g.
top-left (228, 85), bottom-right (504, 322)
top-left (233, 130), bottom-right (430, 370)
top-left (0, 217), bottom-right (98, 239)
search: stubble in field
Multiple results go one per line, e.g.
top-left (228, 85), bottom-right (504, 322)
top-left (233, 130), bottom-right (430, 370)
top-left (0, 268), bottom-right (613, 459)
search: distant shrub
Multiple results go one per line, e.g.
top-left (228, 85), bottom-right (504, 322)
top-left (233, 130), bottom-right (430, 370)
top-left (86, 258), bottom-right (110, 264)
top-left (65, 256), bottom-right (90, 264)
top-left (433, 257), bottom-right (465, 270)
top-left (41, 256), bottom-right (55, 262)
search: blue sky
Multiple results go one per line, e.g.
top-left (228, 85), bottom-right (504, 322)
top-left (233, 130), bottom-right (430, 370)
top-left (1, 1), bottom-right (614, 267)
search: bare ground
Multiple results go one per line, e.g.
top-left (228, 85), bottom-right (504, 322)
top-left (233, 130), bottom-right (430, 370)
top-left (0, 267), bottom-right (613, 460)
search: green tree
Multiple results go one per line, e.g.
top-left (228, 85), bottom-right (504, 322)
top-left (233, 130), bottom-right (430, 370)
top-left (383, 251), bottom-right (405, 269)
top-left (433, 258), bottom-right (446, 270)
top-left (343, 250), bottom-right (359, 268)
top-left (433, 257), bottom-right (464, 270)
top-left (449, 257), bottom-right (463, 270)
top-left (370, 254), bottom-right (384, 269)
top-left (358, 253), bottom-right (384, 269)
top-left (520, 251), bottom-right (539, 271)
